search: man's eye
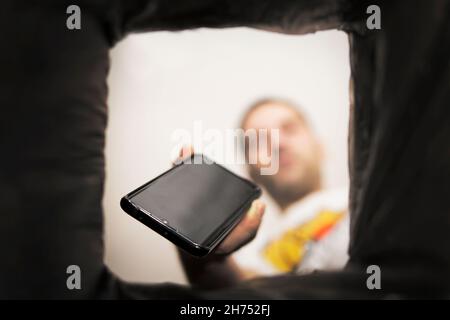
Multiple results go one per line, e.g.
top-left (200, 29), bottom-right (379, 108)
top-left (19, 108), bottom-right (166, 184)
top-left (283, 123), bottom-right (298, 134)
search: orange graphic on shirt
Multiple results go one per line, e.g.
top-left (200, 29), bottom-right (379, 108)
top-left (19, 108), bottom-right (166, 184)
top-left (263, 209), bottom-right (344, 272)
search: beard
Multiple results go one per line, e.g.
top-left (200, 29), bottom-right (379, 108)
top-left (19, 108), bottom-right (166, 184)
top-left (249, 163), bottom-right (321, 209)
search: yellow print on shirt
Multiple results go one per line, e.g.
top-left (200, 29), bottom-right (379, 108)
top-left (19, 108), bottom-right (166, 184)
top-left (263, 209), bottom-right (344, 272)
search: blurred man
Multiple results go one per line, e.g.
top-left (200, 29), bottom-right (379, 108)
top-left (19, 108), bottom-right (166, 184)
top-left (234, 98), bottom-right (349, 275)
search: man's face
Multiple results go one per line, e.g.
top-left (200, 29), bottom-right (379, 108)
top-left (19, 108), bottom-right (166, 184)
top-left (244, 102), bottom-right (322, 207)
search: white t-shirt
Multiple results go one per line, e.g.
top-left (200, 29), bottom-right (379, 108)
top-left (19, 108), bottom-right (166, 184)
top-left (234, 189), bottom-right (349, 275)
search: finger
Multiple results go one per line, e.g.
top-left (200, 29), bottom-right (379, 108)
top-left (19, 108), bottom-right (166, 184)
top-left (179, 145), bottom-right (194, 159)
top-left (216, 200), bottom-right (265, 254)
top-left (172, 145), bottom-right (195, 166)
top-left (215, 200), bottom-right (265, 255)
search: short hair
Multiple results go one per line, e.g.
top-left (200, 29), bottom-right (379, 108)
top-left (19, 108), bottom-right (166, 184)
top-left (239, 98), bottom-right (308, 131)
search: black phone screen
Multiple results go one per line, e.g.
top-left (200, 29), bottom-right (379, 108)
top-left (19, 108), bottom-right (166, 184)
top-left (127, 156), bottom-right (259, 246)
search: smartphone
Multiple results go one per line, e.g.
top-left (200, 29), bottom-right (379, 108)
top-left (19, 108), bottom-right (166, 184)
top-left (120, 154), bottom-right (261, 257)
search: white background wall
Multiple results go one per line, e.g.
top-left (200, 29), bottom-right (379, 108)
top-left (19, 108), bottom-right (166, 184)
top-left (104, 28), bottom-right (350, 284)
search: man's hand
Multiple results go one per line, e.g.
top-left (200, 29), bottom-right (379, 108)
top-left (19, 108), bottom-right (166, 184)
top-left (175, 146), bottom-right (265, 289)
